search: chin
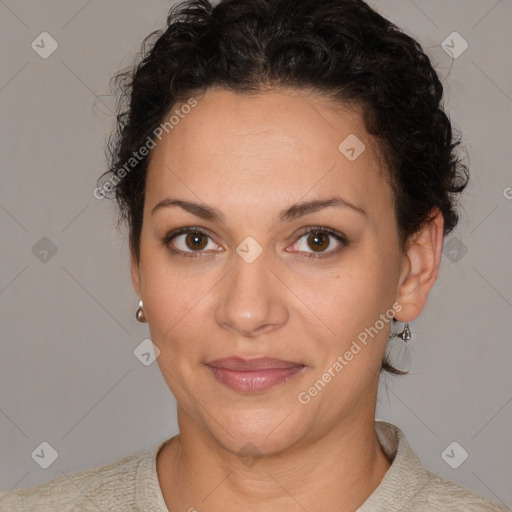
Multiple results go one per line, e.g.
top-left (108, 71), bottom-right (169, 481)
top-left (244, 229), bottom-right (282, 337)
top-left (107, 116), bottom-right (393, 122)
top-left (206, 409), bottom-right (304, 459)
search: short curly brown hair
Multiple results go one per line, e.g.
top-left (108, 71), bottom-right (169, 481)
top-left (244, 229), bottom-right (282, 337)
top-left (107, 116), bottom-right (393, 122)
top-left (97, 0), bottom-right (469, 375)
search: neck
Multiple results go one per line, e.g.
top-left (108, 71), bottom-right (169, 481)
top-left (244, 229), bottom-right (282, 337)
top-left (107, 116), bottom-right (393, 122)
top-left (157, 408), bottom-right (391, 512)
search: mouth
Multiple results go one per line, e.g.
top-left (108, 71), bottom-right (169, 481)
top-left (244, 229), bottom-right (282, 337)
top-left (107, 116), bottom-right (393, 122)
top-left (205, 357), bottom-right (305, 392)
top-left (206, 356), bottom-right (303, 371)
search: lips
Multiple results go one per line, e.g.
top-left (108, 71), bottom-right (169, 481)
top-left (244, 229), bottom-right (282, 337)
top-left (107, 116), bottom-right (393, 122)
top-left (205, 357), bottom-right (305, 392)
top-left (206, 356), bottom-right (303, 371)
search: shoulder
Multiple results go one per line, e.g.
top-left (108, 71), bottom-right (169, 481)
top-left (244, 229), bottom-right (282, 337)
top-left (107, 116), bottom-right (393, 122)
top-left (369, 421), bottom-right (510, 512)
top-left (0, 448), bottom-right (150, 511)
top-left (414, 469), bottom-right (510, 511)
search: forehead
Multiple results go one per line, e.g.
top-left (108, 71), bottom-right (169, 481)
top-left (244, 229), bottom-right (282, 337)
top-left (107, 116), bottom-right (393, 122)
top-left (145, 86), bottom-right (392, 222)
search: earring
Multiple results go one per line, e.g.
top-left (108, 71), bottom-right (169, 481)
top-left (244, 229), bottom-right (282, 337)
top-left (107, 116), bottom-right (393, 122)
top-left (397, 322), bottom-right (411, 342)
top-left (136, 299), bottom-right (147, 323)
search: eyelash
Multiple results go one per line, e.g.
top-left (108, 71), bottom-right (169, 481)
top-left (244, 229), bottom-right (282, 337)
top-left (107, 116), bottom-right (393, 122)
top-left (161, 226), bottom-right (349, 260)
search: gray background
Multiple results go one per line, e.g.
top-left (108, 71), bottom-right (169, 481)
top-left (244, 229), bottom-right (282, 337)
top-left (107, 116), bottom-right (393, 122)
top-left (0, 0), bottom-right (511, 508)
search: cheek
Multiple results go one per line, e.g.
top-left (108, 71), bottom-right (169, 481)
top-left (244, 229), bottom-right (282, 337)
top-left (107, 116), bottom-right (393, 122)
top-left (140, 261), bottom-right (216, 351)
top-left (303, 261), bottom-right (378, 321)
top-left (300, 256), bottom-right (394, 359)
top-left (300, 269), bottom-right (392, 399)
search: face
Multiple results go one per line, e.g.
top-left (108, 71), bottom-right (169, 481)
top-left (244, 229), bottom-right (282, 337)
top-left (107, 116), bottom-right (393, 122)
top-left (131, 86), bottom-right (429, 456)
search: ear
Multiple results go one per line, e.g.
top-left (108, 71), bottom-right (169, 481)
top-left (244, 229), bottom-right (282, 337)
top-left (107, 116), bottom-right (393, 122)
top-left (130, 250), bottom-right (142, 299)
top-left (395, 207), bottom-right (444, 322)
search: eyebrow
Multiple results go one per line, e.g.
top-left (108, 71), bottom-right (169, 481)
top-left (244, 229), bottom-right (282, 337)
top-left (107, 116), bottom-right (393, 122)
top-left (151, 195), bottom-right (367, 223)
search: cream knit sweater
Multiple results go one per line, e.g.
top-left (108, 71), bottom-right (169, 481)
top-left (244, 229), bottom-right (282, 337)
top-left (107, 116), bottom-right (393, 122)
top-left (0, 421), bottom-right (509, 511)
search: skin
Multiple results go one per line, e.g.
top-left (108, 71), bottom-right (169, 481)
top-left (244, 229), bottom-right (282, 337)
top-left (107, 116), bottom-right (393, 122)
top-left (130, 86), bottom-right (444, 512)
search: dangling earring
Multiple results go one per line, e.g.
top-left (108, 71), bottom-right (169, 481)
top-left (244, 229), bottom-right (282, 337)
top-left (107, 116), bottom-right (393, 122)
top-left (136, 299), bottom-right (147, 323)
top-left (397, 322), bottom-right (411, 342)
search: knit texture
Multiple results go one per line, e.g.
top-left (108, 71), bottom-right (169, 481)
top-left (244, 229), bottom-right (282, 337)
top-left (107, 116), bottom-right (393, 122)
top-left (0, 421), bottom-right (509, 511)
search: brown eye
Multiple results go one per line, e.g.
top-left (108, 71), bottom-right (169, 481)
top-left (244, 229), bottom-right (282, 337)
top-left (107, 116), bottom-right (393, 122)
top-left (185, 232), bottom-right (208, 250)
top-left (163, 228), bottom-right (220, 255)
top-left (288, 227), bottom-right (347, 258)
top-left (306, 232), bottom-right (330, 252)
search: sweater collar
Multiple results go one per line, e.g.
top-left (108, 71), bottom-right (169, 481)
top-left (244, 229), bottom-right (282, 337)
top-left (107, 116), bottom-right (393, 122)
top-left (356, 421), bottom-right (429, 511)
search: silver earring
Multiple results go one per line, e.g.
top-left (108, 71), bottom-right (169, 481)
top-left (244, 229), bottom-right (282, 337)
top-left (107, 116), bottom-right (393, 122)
top-left (136, 299), bottom-right (147, 323)
top-left (397, 322), bottom-right (411, 342)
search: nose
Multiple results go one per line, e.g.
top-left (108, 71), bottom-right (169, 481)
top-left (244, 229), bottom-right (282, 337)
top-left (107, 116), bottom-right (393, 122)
top-left (215, 249), bottom-right (289, 338)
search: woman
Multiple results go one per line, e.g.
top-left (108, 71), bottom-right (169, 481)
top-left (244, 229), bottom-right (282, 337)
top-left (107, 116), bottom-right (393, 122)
top-left (0, 0), bottom-right (508, 510)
